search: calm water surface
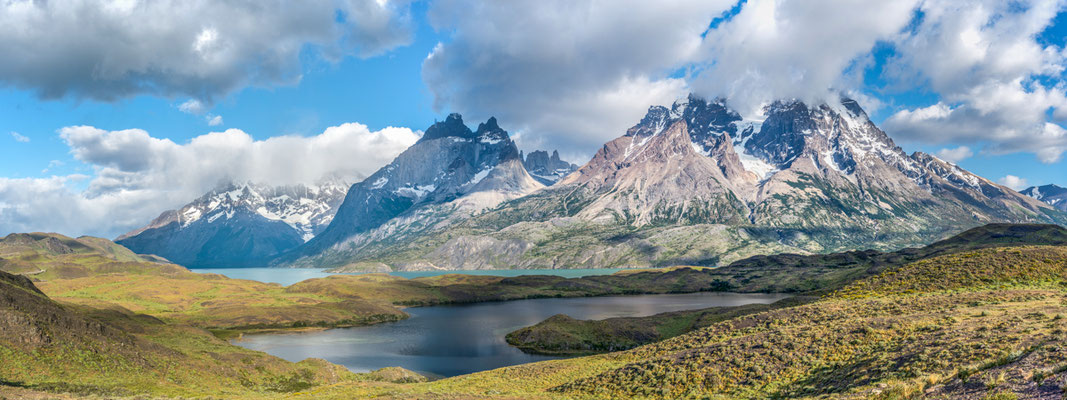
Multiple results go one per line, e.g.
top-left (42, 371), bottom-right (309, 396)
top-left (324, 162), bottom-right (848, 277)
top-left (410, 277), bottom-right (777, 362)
top-left (233, 292), bottom-right (790, 377)
top-left (192, 267), bottom-right (628, 286)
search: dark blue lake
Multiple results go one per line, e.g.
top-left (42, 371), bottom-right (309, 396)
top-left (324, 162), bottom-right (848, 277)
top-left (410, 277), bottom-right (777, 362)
top-left (232, 291), bottom-right (789, 377)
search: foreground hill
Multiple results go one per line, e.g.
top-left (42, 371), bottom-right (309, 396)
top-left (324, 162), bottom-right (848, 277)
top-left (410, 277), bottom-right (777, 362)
top-left (0, 233), bottom-right (408, 332)
top-left (317, 244), bottom-right (1067, 399)
top-left (0, 268), bottom-right (359, 398)
top-left (551, 246), bottom-right (1067, 399)
top-left (296, 95), bottom-right (1066, 270)
top-left (6, 224), bottom-right (1067, 399)
top-left (0, 232), bottom-right (187, 280)
top-left (505, 223), bottom-right (1067, 355)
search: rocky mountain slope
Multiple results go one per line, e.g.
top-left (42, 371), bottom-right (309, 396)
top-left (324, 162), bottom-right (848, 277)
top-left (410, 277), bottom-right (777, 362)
top-left (1022, 184), bottom-right (1067, 211)
top-left (300, 94), bottom-right (1065, 270)
top-left (522, 149), bottom-right (578, 185)
top-left (117, 178), bottom-right (350, 268)
top-left (284, 114), bottom-right (543, 268)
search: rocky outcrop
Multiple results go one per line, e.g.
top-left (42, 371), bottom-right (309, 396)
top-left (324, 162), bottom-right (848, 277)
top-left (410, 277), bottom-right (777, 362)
top-left (285, 114), bottom-right (543, 267)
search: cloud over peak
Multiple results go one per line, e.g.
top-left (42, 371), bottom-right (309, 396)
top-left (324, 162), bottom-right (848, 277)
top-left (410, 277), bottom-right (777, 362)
top-left (422, 0), bottom-right (1067, 164)
top-left (0, 122), bottom-right (419, 238)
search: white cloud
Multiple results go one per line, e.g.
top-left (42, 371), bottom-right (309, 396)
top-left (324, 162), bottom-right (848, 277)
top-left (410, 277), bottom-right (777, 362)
top-left (0, 123), bottom-right (419, 238)
top-left (9, 131), bottom-right (29, 143)
top-left (206, 115), bottom-right (224, 126)
top-left (178, 99), bottom-right (206, 115)
top-left (690, 0), bottom-right (921, 116)
top-left (0, 0), bottom-right (414, 102)
top-left (935, 146), bottom-right (974, 164)
top-left (882, 0), bottom-right (1067, 163)
top-left (421, 0), bottom-right (1067, 165)
top-left (422, 0), bottom-right (734, 159)
top-left (997, 174), bottom-right (1030, 191)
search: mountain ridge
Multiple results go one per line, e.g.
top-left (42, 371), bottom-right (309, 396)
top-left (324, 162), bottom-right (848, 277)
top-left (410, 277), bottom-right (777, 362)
top-left (116, 178), bottom-right (351, 268)
top-left (1022, 183), bottom-right (1067, 211)
top-left (284, 113), bottom-right (543, 268)
top-left (293, 94), bottom-right (1065, 270)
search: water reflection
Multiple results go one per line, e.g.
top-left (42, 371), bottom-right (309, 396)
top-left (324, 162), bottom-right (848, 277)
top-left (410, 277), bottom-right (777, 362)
top-left (234, 292), bottom-right (790, 377)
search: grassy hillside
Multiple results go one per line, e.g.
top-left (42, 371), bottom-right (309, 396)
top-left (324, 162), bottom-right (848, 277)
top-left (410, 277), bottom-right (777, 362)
top-left (0, 269), bottom-right (362, 398)
top-left (0, 233), bottom-right (187, 280)
top-left (502, 224), bottom-right (1067, 357)
top-left (13, 224), bottom-right (1067, 336)
top-left (506, 296), bottom-right (816, 356)
top-left (5, 224), bottom-right (1067, 399)
top-left (303, 244), bottom-right (1067, 399)
top-left (0, 233), bottom-right (410, 333)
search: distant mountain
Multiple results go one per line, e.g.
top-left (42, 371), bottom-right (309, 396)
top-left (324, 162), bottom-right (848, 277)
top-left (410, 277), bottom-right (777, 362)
top-left (117, 179), bottom-right (351, 268)
top-left (1021, 184), bottom-right (1067, 211)
top-left (296, 94), bottom-right (1064, 270)
top-left (284, 114), bottom-right (543, 268)
top-left (521, 149), bottom-right (578, 185)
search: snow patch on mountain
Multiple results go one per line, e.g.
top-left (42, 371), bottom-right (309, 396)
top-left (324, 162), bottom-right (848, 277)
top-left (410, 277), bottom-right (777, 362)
top-left (133, 178), bottom-right (352, 243)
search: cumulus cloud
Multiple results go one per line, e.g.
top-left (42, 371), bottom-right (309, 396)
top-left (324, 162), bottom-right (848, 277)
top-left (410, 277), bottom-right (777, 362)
top-left (0, 123), bottom-right (419, 237)
top-left (690, 0), bottom-right (920, 116)
top-left (9, 131), bottom-right (29, 143)
top-left (997, 174), bottom-right (1030, 191)
top-left (935, 146), bottom-right (974, 164)
top-left (0, 0), bottom-right (414, 102)
top-left (883, 0), bottom-right (1067, 163)
top-left (422, 0), bottom-right (734, 159)
top-left (422, 0), bottom-right (1066, 164)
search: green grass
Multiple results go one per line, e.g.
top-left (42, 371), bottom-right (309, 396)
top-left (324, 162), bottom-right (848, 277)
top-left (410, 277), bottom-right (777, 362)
top-left (6, 225), bottom-right (1067, 399)
top-left (318, 241), bottom-right (1067, 400)
top-left (505, 297), bottom-right (816, 355)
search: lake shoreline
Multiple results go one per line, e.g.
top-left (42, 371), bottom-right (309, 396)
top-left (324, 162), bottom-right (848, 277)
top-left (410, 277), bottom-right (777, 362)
top-left (191, 266), bottom-right (764, 338)
top-left (232, 291), bottom-right (791, 377)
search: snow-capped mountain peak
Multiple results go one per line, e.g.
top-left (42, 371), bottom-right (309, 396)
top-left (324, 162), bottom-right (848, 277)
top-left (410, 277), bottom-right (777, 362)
top-left (171, 179), bottom-right (351, 241)
top-left (1021, 184), bottom-right (1067, 211)
top-left (116, 176), bottom-right (354, 267)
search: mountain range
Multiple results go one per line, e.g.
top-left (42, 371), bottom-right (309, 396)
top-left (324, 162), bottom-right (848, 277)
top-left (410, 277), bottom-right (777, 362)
top-left (119, 95), bottom-right (1067, 270)
top-left (307, 95), bottom-right (1065, 270)
top-left (283, 113), bottom-right (545, 268)
top-left (116, 179), bottom-right (351, 267)
top-left (1022, 184), bottom-right (1067, 211)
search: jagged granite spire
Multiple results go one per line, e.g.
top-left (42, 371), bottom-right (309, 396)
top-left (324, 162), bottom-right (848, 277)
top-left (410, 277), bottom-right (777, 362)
top-left (284, 114), bottom-right (543, 266)
top-left (522, 149), bottom-right (579, 185)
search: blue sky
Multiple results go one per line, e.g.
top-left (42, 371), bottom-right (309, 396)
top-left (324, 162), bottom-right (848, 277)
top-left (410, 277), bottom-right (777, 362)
top-left (0, 1), bottom-right (444, 182)
top-left (1, 0), bottom-right (1066, 237)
